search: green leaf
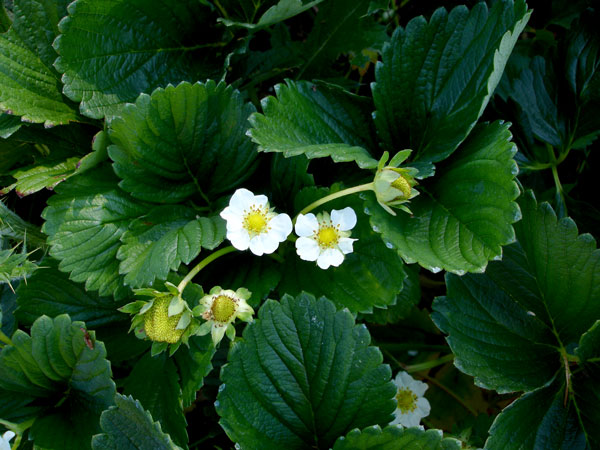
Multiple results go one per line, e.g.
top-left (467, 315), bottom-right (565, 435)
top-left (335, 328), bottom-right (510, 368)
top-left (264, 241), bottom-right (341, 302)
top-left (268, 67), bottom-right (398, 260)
top-left (573, 361), bottom-right (600, 449)
top-left (42, 166), bottom-right (147, 299)
top-left (0, 113), bottom-right (21, 138)
top-left (372, 0), bottom-right (530, 163)
top-left (248, 80), bottom-right (379, 169)
top-left (298, 0), bottom-right (387, 78)
top-left (92, 394), bottom-right (182, 450)
top-left (217, 292), bottom-right (396, 450)
top-left (333, 425), bottom-right (461, 450)
top-left (54, 0), bottom-right (223, 119)
top-left (8, 156), bottom-right (80, 196)
top-left (173, 335), bottom-right (216, 408)
top-left (366, 121), bottom-right (521, 274)
top-left (361, 263), bottom-right (420, 325)
top-left (123, 352), bottom-right (188, 449)
top-left (280, 192), bottom-right (406, 314)
top-left (219, 0), bottom-right (323, 29)
top-left (432, 190), bottom-right (600, 386)
top-left (15, 257), bottom-right (126, 328)
top-left (0, 284), bottom-right (17, 338)
top-left (108, 81), bottom-right (257, 203)
top-left (577, 321), bottom-right (600, 365)
top-left (0, 245), bottom-right (38, 287)
top-left (0, 314), bottom-right (115, 449)
top-left (118, 206), bottom-right (225, 288)
top-left (486, 381), bottom-right (586, 450)
top-left (0, 0), bottom-right (79, 125)
top-left (270, 154), bottom-right (315, 210)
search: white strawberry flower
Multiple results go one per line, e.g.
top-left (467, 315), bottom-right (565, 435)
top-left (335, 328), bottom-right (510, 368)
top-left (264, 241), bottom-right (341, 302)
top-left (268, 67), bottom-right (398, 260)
top-left (220, 188), bottom-right (292, 256)
top-left (391, 371), bottom-right (431, 427)
top-left (294, 207), bottom-right (357, 269)
top-left (1, 431), bottom-right (15, 450)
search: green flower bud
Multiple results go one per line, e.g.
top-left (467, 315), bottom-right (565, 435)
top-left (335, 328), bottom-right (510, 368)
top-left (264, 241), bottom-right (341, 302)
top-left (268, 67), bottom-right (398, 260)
top-left (373, 150), bottom-right (419, 216)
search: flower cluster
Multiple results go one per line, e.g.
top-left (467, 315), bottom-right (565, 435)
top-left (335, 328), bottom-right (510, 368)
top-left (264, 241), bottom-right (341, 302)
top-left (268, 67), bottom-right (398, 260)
top-left (221, 188), bottom-right (359, 270)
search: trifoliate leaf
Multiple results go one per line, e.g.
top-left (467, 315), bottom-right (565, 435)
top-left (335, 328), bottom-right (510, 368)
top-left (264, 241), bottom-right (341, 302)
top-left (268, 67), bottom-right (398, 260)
top-left (333, 425), bottom-right (461, 450)
top-left (219, 0), bottom-right (323, 29)
top-left (0, 0), bottom-right (79, 125)
top-left (486, 380), bottom-right (586, 450)
top-left (92, 394), bottom-right (182, 450)
top-left (248, 80), bottom-right (379, 169)
top-left (123, 352), bottom-right (188, 449)
top-left (108, 81), bottom-right (257, 203)
top-left (366, 121), bottom-right (521, 274)
top-left (217, 293), bottom-right (396, 450)
top-left (372, 0), bottom-right (530, 163)
top-left (118, 206), bottom-right (225, 288)
top-left (173, 335), bottom-right (216, 408)
top-left (298, 0), bottom-right (388, 78)
top-left (0, 314), bottom-right (115, 449)
top-left (42, 166), bottom-right (147, 299)
top-left (54, 0), bottom-right (222, 119)
top-left (15, 257), bottom-right (126, 327)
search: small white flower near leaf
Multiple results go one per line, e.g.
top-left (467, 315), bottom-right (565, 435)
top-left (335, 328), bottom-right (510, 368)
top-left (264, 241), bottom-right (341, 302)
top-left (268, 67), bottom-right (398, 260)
top-left (195, 286), bottom-right (254, 345)
top-left (1, 431), bottom-right (15, 450)
top-left (295, 207), bottom-right (357, 269)
top-left (391, 371), bottom-right (431, 427)
top-left (220, 188), bottom-right (292, 256)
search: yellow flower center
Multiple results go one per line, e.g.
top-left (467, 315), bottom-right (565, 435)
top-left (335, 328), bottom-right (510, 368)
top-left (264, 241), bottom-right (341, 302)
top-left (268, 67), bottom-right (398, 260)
top-left (317, 226), bottom-right (339, 248)
top-left (243, 207), bottom-right (269, 235)
top-left (396, 388), bottom-right (418, 413)
top-left (391, 175), bottom-right (412, 199)
top-left (143, 296), bottom-right (184, 344)
top-left (211, 295), bottom-right (237, 323)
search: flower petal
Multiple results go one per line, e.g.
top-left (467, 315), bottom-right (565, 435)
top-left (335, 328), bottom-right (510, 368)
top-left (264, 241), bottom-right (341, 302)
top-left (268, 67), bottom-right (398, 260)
top-left (252, 194), bottom-right (269, 208)
top-left (295, 213), bottom-right (319, 237)
top-left (395, 371), bottom-right (415, 388)
top-left (227, 228), bottom-right (250, 251)
top-left (249, 233), bottom-right (278, 255)
top-left (296, 237), bottom-right (320, 261)
top-left (317, 248), bottom-right (344, 269)
top-left (211, 324), bottom-right (227, 345)
top-left (416, 397), bottom-right (431, 417)
top-left (331, 207), bottom-right (357, 231)
top-left (409, 379), bottom-right (429, 397)
top-left (229, 188), bottom-right (255, 213)
top-left (268, 213), bottom-right (293, 241)
top-left (337, 237), bottom-right (357, 255)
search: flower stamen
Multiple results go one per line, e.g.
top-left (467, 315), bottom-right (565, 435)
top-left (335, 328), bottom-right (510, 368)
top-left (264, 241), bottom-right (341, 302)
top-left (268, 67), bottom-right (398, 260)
top-left (211, 294), bottom-right (238, 323)
top-left (396, 388), bottom-right (418, 413)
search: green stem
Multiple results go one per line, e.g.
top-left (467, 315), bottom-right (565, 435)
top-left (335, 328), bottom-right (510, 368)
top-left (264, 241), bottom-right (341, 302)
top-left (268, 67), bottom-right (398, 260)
top-left (177, 246), bottom-right (237, 292)
top-left (404, 354), bottom-right (454, 373)
top-left (0, 330), bottom-right (12, 346)
top-left (295, 182), bottom-right (374, 219)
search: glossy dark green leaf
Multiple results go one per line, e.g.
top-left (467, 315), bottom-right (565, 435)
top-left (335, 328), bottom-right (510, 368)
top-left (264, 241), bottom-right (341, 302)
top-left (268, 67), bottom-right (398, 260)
top-left (54, 0), bottom-right (222, 119)
top-left (372, 0), bottom-right (530, 163)
top-left (0, 314), bottom-right (115, 449)
top-left (108, 81), bottom-right (257, 203)
top-left (217, 293), bottom-right (396, 450)
top-left (118, 206), bottom-right (225, 288)
top-left (333, 425), bottom-right (461, 450)
top-left (0, 0), bottom-right (79, 125)
top-left (173, 335), bottom-right (216, 408)
top-left (366, 121), bottom-right (521, 274)
top-left (15, 258), bottom-right (125, 328)
top-left (0, 113), bottom-right (21, 138)
top-left (92, 394), bottom-right (182, 450)
top-left (248, 80), bottom-right (379, 169)
top-left (42, 166), bottom-right (147, 299)
top-left (486, 381), bottom-right (586, 450)
top-left (576, 321), bottom-right (600, 365)
top-left (123, 352), bottom-right (188, 449)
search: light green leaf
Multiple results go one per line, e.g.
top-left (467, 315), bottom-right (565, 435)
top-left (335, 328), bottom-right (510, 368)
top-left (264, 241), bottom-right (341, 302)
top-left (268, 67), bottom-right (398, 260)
top-left (173, 335), bottom-right (216, 408)
top-left (486, 381), bottom-right (586, 450)
top-left (366, 121), bottom-right (521, 274)
top-left (9, 156), bottom-right (79, 196)
top-left (0, 314), bottom-right (115, 449)
top-left (42, 166), bottom-right (147, 299)
top-left (219, 0), bottom-right (323, 29)
top-left (372, 0), bottom-right (530, 163)
top-left (0, 0), bottom-right (79, 125)
top-left (15, 257), bottom-right (126, 328)
top-left (123, 352), bottom-right (188, 449)
top-left (108, 81), bottom-right (257, 203)
top-left (248, 80), bottom-right (379, 169)
top-left (54, 0), bottom-right (222, 119)
top-left (217, 292), bottom-right (396, 450)
top-left (0, 245), bottom-right (38, 287)
top-left (92, 394), bottom-right (182, 450)
top-left (118, 206), bottom-right (225, 288)
top-left (333, 425), bottom-right (461, 450)
top-left (280, 192), bottom-right (406, 314)
top-left (298, 0), bottom-right (387, 78)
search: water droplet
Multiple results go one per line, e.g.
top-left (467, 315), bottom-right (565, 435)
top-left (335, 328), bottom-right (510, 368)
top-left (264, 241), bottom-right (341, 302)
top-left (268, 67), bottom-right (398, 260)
top-left (385, 242), bottom-right (393, 249)
top-left (363, 207), bottom-right (370, 214)
top-left (429, 267), bottom-right (442, 274)
top-left (372, 225), bottom-right (380, 233)
top-left (527, 311), bottom-right (536, 316)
